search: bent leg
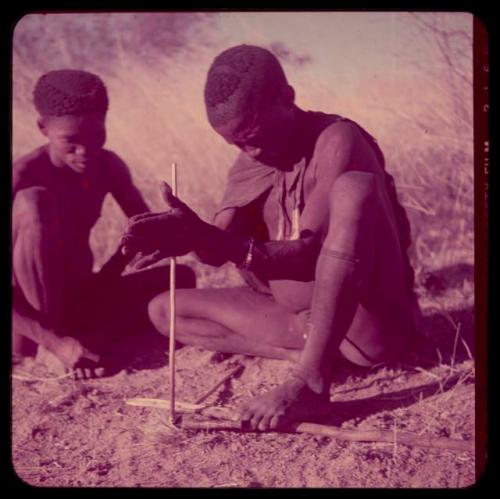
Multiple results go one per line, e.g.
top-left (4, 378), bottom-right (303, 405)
top-left (12, 187), bottom-right (100, 375)
top-left (12, 187), bottom-right (64, 327)
top-left (12, 187), bottom-right (65, 354)
top-left (148, 287), bottom-right (302, 360)
top-left (73, 263), bottom-right (197, 352)
top-left (240, 172), bottom-right (382, 430)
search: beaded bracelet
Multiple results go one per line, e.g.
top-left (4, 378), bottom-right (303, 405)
top-left (237, 236), bottom-right (255, 270)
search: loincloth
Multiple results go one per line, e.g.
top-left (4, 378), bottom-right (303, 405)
top-left (291, 308), bottom-right (378, 367)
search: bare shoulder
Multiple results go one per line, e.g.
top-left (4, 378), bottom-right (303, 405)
top-left (315, 120), bottom-right (359, 152)
top-left (102, 149), bottom-right (128, 171)
top-left (12, 146), bottom-right (48, 190)
top-left (308, 121), bottom-right (360, 185)
top-left (101, 149), bottom-right (133, 181)
top-left (13, 146), bottom-right (46, 174)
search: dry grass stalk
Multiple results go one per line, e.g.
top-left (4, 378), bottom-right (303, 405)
top-left (12, 371), bottom-right (75, 382)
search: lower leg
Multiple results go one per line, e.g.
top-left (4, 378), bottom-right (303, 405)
top-left (78, 264), bottom-right (197, 352)
top-left (12, 188), bottom-right (100, 372)
top-left (173, 316), bottom-right (298, 361)
top-left (12, 188), bottom-right (65, 330)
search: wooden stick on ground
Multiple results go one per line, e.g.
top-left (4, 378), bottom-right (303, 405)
top-left (169, 162), bottom-right (177, 425)
top-left (125, 397), bottom-right (473, 453)
top-left (177, 419), bottom-right (474, 453)
top-left (194, 364), bottom-right (244, 405)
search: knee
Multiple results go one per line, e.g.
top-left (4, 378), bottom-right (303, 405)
top-left (13, 187), bottom-right (58, 224)
top-left (148, 292), bottom-right (170, 335)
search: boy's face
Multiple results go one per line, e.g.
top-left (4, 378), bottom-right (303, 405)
top-left (214, 94), bottom-right (296, 169)
top-left (38, 113), bottom-right (106, 174)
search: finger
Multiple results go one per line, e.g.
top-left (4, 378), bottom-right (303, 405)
top-left (134, 250), bottom-right (163, 270)
top-left (161, 181), bottom-right (182, 209)
top-left (120, 234), bottom-right (148, 256)
top-left (126, 215), bottom-right (160, 235)
top-left (160, 181), bottom-right (173, 201)
top-left (129, 212), bottom-right (155, 224)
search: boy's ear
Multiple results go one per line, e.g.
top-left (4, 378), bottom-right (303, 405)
top-left (37, 117), bottom-right (48, 136)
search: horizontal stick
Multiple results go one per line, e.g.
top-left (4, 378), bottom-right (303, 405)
top-left (125, 399), bottom-right (473, 452)
top-left (178, 419), bottom-right (474, 453)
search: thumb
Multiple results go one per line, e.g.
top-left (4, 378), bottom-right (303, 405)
top-left (160, 181), bottom-right (177, 208)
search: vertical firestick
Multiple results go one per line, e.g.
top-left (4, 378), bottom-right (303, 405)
top-left (169, 162), bottom-right (177, 425)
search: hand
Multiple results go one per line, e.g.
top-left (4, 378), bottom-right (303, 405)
top-left (46, 335), bottom-right (100, 370)
top-left (120, 182), bottom-right (204, 267)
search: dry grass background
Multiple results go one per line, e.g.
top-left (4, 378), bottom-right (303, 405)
top-left (11, 12), bottom-right (477, 488)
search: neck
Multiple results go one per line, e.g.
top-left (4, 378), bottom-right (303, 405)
top-left (47, 146), bottom-right (66, 169)
top-left (274, 106), bottom-right (309, 170)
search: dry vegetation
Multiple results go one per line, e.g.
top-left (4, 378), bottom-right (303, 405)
top-left (11, 12), bottom-right (477, 488)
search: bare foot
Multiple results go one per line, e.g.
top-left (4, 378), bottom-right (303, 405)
top-left (239, 377), bottom-right (331, 431)
top-left (38, 337), bottom-right (106, 380)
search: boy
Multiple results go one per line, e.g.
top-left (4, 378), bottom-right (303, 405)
top-left (12, 69), bottom-right (195, 379)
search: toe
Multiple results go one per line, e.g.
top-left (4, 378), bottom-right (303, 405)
top-left (258, 413), bottom-right (273, 431)
top-left (269, 411), bottom-right (285, 430)
top-left (250, 413), bottom-right (263, 431)
top-left (239, 401), bottom-right (254, 422)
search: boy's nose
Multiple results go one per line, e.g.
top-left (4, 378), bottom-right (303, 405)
top-left (75, 144), bottom-right (87, 156)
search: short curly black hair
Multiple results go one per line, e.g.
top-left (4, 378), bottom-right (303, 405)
top-left (204, 45), bottom-right (288, 128)
top-left (33, 69), bottom-right (109, 117)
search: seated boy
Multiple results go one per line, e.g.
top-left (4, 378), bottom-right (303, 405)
top-left (12, 69), bottom-right (195, 378)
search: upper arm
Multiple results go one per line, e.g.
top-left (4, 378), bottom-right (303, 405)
top-left (12, 158), bottom-right (36, 201)
top-left (299, 121), bottom-right (357, 238)
top-left (106, 152), bottom-right (150, 217)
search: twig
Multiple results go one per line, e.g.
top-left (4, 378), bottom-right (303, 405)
top-left (450, 322), bottom-right (462, 370)
top-left (461, 338), bottom-right (473, 361)
top-left (194, 364), bottom-right (244, 405)
top-left (125, 398), bottom-right (237, 421)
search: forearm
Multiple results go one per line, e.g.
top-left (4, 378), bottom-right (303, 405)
top-left (98, 246), bottom-right (131, 277)
top-left (199, 223), bottom-right (320, 281)
top-left (298, 248), bottom-right (359, 376)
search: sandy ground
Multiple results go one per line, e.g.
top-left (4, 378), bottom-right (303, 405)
top-left (11, 278), bottom-right (476, 489)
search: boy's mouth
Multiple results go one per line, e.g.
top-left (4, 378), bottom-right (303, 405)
top-left (72, 158), bottom-right (90, 172)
